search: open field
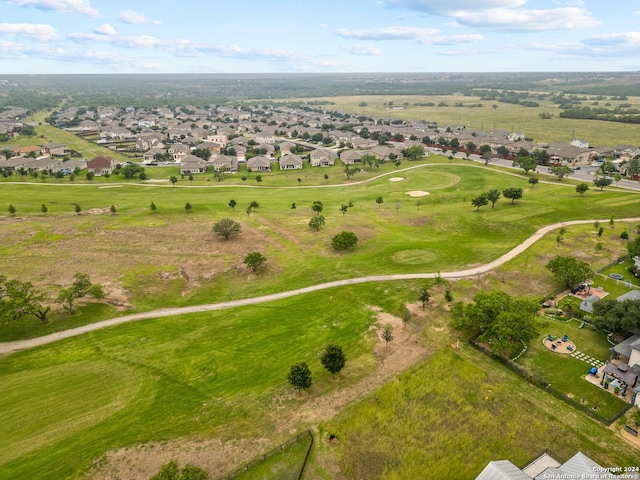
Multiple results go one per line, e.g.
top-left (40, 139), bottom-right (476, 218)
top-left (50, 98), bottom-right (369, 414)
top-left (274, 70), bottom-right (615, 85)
top-left (302, 94), bottom-right (640, 147)
top-left (1, 159), bottom-right (640, 479)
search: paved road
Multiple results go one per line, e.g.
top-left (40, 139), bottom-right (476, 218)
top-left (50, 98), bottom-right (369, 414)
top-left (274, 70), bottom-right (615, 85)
top-left (2, 216), bottom-right (639, 356)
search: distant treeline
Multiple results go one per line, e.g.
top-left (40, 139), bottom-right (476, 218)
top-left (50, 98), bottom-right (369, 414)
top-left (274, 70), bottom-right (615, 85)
top-left (559, 106), bottom-right (640, 124)
top-left (0, 72), bottom-right (638, 110)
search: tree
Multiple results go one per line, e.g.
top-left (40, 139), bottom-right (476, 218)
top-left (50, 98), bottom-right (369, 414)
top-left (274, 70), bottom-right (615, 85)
top-left (321, 344), bottom-right (346, 374)
top-left (249, 200), bottom-right (259, 212)
top-left (192, 148), bottom-right (211, 161)
top-left (593, 176), bottom-right (612, 191)
top-left (546, 255), bottom-right (593, 289)
top-left (309, 214), bottom-right (325, 231)
top-left (85, 171), bottom-right (94, 181)
top-left (628, 235), bottom-right (640, 257)
top-left (332, 231), bottom-right (358, 250)
top-left (228, 199), bottom-right (237, 211)
top-left (513, 156), bottom-right (537, 174)
top-left (418, 287), bottom-right (430, 308)
top-left (110, 205), bottom-right (117, 215)
top-left (627, 157), bottom-right (640, 177)
top-left (576, 183), bottom-right (589, 196)
top-left (74, 203), bottom-right (82, 215)
top-left (451, 291), bottom-right (539, 358)
top-left (56, 273), bottom-right (104, 314)
top-left (339, 204), bottom-right (348, 216)
top-left (287, 362), bottom-right (312, 393)
top-left (485, 189), bottom-right (501, 208)
top-left (0, 276), bottom-right (50, 324)
top-left (244, 252), bottom-right (266, 272)
top-left (185, 202), bottom-right (192, 213)
top-left (169, 176), bottom-right (178, 186)
top-left (592, 299), bottom-right (640, 336)
top-left (344, 165), bottom-right (358, 179)
top-left (8, 204), bottom-right (16, 216)
top-left (40, 203), bottom-right (48, 215)
top-left (528, 177), bottom-right (539, 188)
top-left (465, 141), bottom-right (476, 158)
top-left (255, 175), bottom-right (262, 184)
top-left (150, 201), bottom-right (157, 212)
top-left (502, 187), bottom-right (523, 204)
top-left (212, 218), bottom-right (241, 240)
top-left (375, 196), bottom-right (384, 209)
top-left (496, 146), bottom-right (510, 158)
top-left (549, 165), bottom-right (573, 181)
top-left (290, 202), bottom-right (296, 213)
top-left (311, 200), bottom-right (323, 215)
top-left (404, 145), bottom-right (425, 161)
top-left (471, 194), bottom-right (488, 211)
top-left (150, 459), bottom-right (208, 480)
top-left (382, 325), bottom-right (393, 349)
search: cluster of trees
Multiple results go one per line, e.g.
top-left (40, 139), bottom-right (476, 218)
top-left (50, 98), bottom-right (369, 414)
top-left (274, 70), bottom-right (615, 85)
top-left (287, 344), bottom-right (346, 393)
top-left (1, 272), bottom-right (103, 324)
top-left (452, 291), bottom-right (539, 358)
top-left (150, 460), bottom-right (208, 480)
top-left (471, 187), bottom-right (523, 211)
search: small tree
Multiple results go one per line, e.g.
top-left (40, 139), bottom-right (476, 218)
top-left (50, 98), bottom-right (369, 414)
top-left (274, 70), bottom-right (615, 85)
top-left (502, 187), bottom-right (523, 204)
top-left (549, 165), bottom-right (573, 181)
top-left (41, 203), bottom-right (48, 215)
top-left (85, 171), bottom-right (94, 182)
top-left (56, 272), bottom-right (104, 314)
top-left (339, 204), bottom-right (348, 215)
top-left (244, 252), bottom-right (266, 271)
top-left (594, 176), bottom-right (612, 191)
top-left (485, 189), bottom-right (501, 208)
top-left (255, 175), bottom-right (262, 184)
top-left (471, 194), bottom-right (488, 211)
top-left (320, 344), bottom-right (346, 374)
top-left (309, 214), bottom-right (325, 231)
top-left (150, 201), bottom-right (157, 212)
top-left (528, 177), bottom-right (539, 188)
top-left (213, 218), bottom-right (241, 240)
top-left (74, 203), bottom-right (82, 215)
top-left (185, 202), bottom-right (192, 213)
top-left (290, 202), bottom-right (296, 213)
top-left (375, 196), bottom-right (384, 209)
top-left (576, 183), bottom-right (589, 196)
top-left (418, 287), bottom-right (431, 308)
top-left (312, 200), bottom-right (323, 215)
top-left (110, 205), bottom-right (117, 215)
top-left (228, 199), bottom-right (237, 211)
top-left (382, 325), bottom-right (393, 349)
top-left (332, 231), bottom-right (358, 250)
top-left (287, 362), bottom-right (312, 393)
top-left (513, 156), bottom-right (537, 174)
top-left (169, 176), bottom-right (178, 185)
top-left (249, 200), bottom-right (259, 211)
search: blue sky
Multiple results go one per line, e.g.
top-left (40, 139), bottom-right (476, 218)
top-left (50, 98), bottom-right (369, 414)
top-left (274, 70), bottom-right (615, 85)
top-left (1, 0), bottom-right (639, 74)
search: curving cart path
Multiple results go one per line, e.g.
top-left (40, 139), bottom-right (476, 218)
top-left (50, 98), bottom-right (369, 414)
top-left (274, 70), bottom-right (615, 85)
top-left (1, 217), bottom-right (639, 356)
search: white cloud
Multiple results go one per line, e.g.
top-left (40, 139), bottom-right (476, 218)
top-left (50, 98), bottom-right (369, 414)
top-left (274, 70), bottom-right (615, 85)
top-left (335, 26), bottom-right (439, 41)
top-left (454, 7), bottom-right (600, 31)
top-left (387, 0), bottom-right (598, 32)
top-left (8, 0), bottom-right (99, 17)
top-left (69, 32), bottom-right (163, 48)
top-left (93, 23), bottom-right (116, 36)
top-left (343, 44), bottom-right (382, 55)
top-left (119, 10), bottom-right (160, 25)
top-left (0, 23), bottom-right (58, 41)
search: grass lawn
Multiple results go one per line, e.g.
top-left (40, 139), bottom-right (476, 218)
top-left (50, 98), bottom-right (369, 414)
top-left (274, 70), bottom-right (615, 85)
top-left (318, 347), bottom-right (640, 479)
top-left (232, 433), bottom-right (312, 480)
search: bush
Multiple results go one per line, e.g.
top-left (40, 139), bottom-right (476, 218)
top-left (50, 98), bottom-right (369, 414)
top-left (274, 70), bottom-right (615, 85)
top-left (331, 231), bottom-right (358, 250)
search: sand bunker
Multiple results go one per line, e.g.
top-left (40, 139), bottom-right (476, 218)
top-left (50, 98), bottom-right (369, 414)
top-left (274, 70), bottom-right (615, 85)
top-left (405, 191), bottom-right (430, 197)
top-left (389, 177), bottom-right (404, 182)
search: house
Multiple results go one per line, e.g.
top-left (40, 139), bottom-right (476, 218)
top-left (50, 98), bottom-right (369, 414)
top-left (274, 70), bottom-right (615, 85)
top-left (210, 155), bottom-right (238, 173)
top-left (278, 141), bottom-right (297, 155)
top-left (24, 157), bottom-right (60, 173)
top-left (351, 137), bottom-right (378, 149)
top-left (279, 154), bottom-right (303, 170)
top-left (40, 142), bottom-right (66, 157)
top-left (476, 451), bottom-right (605, 480)
top-left (143, 147), bottom-right (166, 164)
top-left (339, 150), bottom-right (362, 165)
top-left (86, 156), bottom-right (115, 176)
top-left (168, 143), bottom-right (191, 162)
top-left (246, 156), bottom-right (271, 172)
top-left (310, 148), bottom-right (335, 167)
top-left (179, 155), bottom-right (207, 175)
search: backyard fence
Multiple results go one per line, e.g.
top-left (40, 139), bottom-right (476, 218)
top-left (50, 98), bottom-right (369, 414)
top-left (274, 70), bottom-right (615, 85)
top-left (469, 336), bottom-right (630, 426)
top-left (215, 429), bottom-right (313, 480)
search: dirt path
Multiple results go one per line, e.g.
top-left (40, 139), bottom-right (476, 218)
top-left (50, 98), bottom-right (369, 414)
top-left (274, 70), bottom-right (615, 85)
top-left (2, 216), bottom-right (639, 356)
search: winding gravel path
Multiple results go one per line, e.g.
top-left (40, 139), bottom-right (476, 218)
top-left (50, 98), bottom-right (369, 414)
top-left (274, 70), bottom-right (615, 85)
top-left (2, 217), bottom-right (639, 356)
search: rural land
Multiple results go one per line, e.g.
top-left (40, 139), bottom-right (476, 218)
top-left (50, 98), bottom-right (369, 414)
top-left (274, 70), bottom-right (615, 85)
top-left (2, 72), bottom-right (640, 480)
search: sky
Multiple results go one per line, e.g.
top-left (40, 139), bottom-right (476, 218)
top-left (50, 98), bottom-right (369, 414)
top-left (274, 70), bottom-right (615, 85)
top-left (1, 0), bottom-right (639, 74)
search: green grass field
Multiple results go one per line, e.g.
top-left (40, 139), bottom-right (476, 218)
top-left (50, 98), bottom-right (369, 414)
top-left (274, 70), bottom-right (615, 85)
top-left (1, 157), bottom-right (640, 479)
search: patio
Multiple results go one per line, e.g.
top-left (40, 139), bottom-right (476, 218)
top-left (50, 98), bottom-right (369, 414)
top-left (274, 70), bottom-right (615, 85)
top-left (583, 359), bottom-right (636, 405)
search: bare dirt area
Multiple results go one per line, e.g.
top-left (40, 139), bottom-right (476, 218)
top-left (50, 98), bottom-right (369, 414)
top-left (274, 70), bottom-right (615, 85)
top-left (0, 214), bottom-right (270, 305)
top-left (90, 304), bottom-right (443, 480)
